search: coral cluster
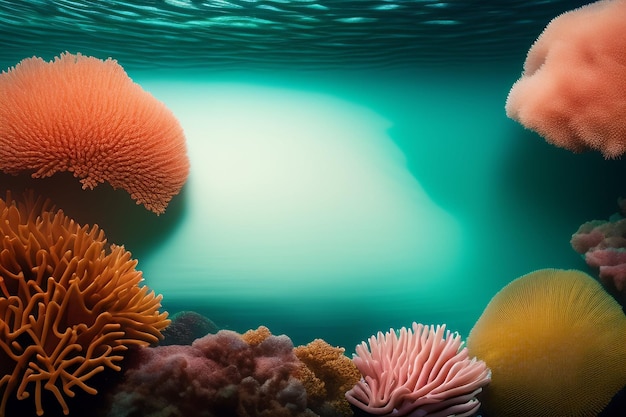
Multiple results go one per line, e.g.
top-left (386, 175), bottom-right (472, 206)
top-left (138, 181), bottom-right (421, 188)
top-left (571, 198), bottom-right (626, 303)
top-left (102, 327), bottom-right (317, 417)
top-left (0, 52), bottom-right (189, 214)
top-left (294, 339), bottom-right (360, 417)
top-left (467, 269), bottom-right (626, 417)
top-left (505, 0), bottom-right (626, 158)
top-left (345, 322), bottom-right (490, 417)
top-left (0, 191), bottom-right (169, 416)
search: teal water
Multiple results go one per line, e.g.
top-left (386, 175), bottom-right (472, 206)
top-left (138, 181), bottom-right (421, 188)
top-left (0, 0), bottom-right (593, 70)
top-left (1, 0), bottom-right (625, 416)
top-left (128, 66), bottom-right (624, 349)
top-left (0, 0), bottom-right (616, 349)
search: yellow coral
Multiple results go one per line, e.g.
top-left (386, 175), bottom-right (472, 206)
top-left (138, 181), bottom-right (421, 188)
top-left (467, 269), bottom-right (626, 417)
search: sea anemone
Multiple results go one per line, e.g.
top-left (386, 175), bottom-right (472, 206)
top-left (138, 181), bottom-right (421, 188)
top-left (0, 52), bottom-right (189, 214)
top-left (0, 191), bottom-right (169, 416)
top-left (345, 322), bottom-right (491, 417)
top-left (467, 268), bottom-right (626, 417)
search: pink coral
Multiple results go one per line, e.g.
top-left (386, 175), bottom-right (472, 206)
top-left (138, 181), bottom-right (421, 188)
top-left (571, 201), bottom-right (626, 300)
top-left (345, 323), bottom-right (490, 417)
top-left (101, 328), bottom-right (317, 417)
top-left (505, 0), bottom-right (626, 158)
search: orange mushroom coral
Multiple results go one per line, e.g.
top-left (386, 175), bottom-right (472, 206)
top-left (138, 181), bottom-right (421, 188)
top-left (0, 191), bottom-right (170, 416)
top-left (467, 269), bottom-right (626, 417)
top-left (0, 52), bottom-right (189, 214)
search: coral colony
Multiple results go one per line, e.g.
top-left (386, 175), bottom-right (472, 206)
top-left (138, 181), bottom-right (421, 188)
top-left (0, 52), bottom-right (189, 215)
top-left (345, 323), bottom-right (490, 417)
top-left (467, 269), bottom-right (626, 417)
top-left (505, 0), bottom-right (626, 158)
top-left (0, 0), bottom-right (626, 415)
top-left (0, 191), bottom-right (169, 416)
top-left (571, 199), bottom-right (626, 303)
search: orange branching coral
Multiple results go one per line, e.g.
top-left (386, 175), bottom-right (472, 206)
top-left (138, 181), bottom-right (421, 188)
top-left (294, 339), bottom-right (360, 417)
top-left (0, 191), bottom-right (169, 416)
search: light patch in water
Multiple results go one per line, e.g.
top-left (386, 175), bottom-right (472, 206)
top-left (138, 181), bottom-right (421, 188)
top-left (138, 81), bottom-right (461, 300)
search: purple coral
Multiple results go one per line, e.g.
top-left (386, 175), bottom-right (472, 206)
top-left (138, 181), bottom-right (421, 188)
top-left (102, 328), bottom-right (316, 417)
top-left (571, 198), bottom-right (626, 300)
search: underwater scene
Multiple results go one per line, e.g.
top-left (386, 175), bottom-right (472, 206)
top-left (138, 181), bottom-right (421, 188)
top-left (0, 0), bottom-right (625, 416)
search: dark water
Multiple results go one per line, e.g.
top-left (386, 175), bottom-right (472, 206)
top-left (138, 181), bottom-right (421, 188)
top-left (2, 1), bottom-right (626, 416)
top-left (0, 0), bottom-right (591, 71)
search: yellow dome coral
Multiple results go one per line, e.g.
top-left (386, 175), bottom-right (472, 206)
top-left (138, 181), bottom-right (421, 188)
top-left (0, 191), bottom-right (169, 416)
top-left (467, 268), bottom-right (626, 417)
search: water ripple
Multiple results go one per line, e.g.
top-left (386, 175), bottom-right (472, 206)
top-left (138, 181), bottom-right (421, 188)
top-left (0, 0), bottom-right (592, 71)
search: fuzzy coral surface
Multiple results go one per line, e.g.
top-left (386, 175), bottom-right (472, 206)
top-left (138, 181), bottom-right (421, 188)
top-left (505, 0), bottom-right (626, 158)
top-left (102, 327), bottom-right (317, 417)
top-left (0, 52), bottom-right (189, 214)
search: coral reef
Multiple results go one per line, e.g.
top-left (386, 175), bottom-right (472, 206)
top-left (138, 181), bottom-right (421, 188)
top-left (241, 325), bottom-right (273, 346)
top-left (345, 322), bottom-right (490, 417)
top-left (0, 191), bottom-right (169, 416)
top-left (571, 199), bottom-right (626, 304)
top-left (467, 269), bottom-right (626, 417)
top-left (0, 52), bottom-right (189, 214)
top-left (293, 339), bottom-right (360, 417)
top-left (101, 327), bottom-right (317, 417)
top-left (505, 0), bottom-right (626, 158)
top-left (160, 311), bottom-right (218, 346)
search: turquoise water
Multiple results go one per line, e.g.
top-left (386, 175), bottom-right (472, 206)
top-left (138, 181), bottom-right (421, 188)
top-left (124, 67), bottom-right (624, 349)
top-left (1, 0), bottom-right (625, 416)
top-left (0, 0), bottom-right (613, 356)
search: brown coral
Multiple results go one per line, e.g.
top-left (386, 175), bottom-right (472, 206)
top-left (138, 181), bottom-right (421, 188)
top-left (294, 339), bottom-right (361, 417)
top-left (0, 52), bottom-right (189, 214)
top-left (0, 191), bottom-right (169, 416)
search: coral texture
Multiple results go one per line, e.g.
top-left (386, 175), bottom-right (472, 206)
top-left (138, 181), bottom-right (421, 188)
top-left (505, 0), bottom-right (626, 158)
top-left (241, 325), bottom-right (273, 346)
top-left (103, 327), bottom-right (317, 417)
top-left (294, 339), bottom-right (360, 417)
top-left (0, 52), bottom-right (189, 214)
top-left (571, 200), bottom-right (626, 302)
top-left (345, 322), bottom-right (490, 417)
top-left (467, 269), bottom-right (626, 417)
top-left (0, 191), bottom-right (169, 416)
